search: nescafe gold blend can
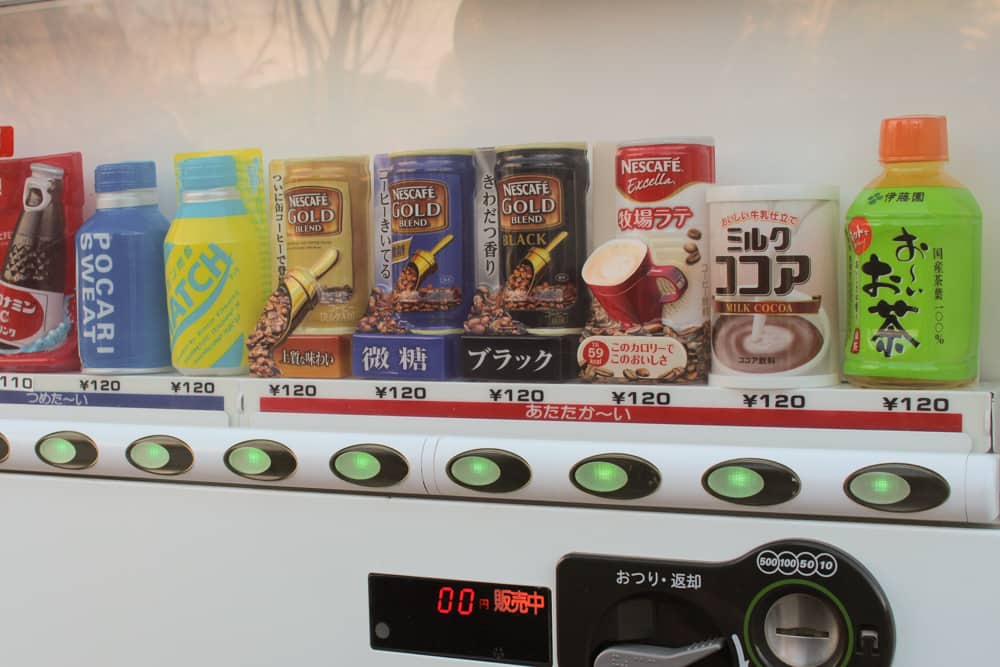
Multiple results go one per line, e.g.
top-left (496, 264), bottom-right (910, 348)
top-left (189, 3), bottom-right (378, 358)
top-left (281, 157), bottom-right (371, 334)
top-left (389, 150), bottom-right (476, 334)
top-left (496, 144), bottom-right (589, 334)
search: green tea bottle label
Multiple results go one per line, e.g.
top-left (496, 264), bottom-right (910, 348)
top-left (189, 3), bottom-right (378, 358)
top-left (845, 186), bottom-right (981, 382)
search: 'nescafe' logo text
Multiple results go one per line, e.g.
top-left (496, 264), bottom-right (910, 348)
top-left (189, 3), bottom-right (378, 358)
top-left (499, 175), bottom-right (561, 232)
top-left (286, 186), bottom-right (342, 236)
top-left (620, 157), bottom-right (683, 175)
top-left (615, 145), bottom-right (715, 203)
top-left (390, 180), bottom-right (448, 233)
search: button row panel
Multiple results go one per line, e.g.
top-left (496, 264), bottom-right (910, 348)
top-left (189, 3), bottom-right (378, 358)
top-left (15, 430), bottom-right (956, 516)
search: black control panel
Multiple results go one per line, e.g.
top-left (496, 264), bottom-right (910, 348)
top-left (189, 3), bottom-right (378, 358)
top-left (370, 574), bottom-right (551, 666)
top-left (557, 540), bottom-right (893, 667)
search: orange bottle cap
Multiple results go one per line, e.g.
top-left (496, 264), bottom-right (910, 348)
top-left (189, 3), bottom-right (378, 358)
top-left (879, 115), bottom-right (949, 163)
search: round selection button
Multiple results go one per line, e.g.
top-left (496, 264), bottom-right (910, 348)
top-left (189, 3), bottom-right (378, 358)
top-left (229, 446), bottom-right (271, 476)
top-left (570, 454), bottom-right (659, 500)
top-left (574, 461), bottom-right (628, 494)
top-left (849, 471), bottom-right (910, 506)
top-left (126, 435), bottom-right (194, 476)
top-left (224, 440), bottom-right (296, 481)
top-left (844, 463), bottom-right (949, 513)
top-left (702, 459), bottom-right (799, 506)
top-left (39, 437), bottom-right (75, 464)
top-left (706, 465), bottom-right (765, 499)
top-left (446, 449), bottom-right (530, 493)
top-left (450, 456), bottom-right (501, 487)
top-left (336, 451), bottom-right (381, 481)
top-left (331, 444), bottom-right (409, 488)
top-left (35, 431), bottom-right (98, 470)
top-left (132, 441), bottom-right (170, 469)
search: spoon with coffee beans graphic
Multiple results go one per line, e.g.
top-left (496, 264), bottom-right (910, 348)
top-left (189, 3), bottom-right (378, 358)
top-left (247, 248), bottom-right (340, 377)
top-left (396, 234), bottom-right (455, 292)
top-left (505, 230), bottom-right (569, 294)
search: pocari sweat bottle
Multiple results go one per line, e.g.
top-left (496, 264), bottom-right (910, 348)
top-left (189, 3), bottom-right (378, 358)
top-left (76, 161), bottom-right (172, 373)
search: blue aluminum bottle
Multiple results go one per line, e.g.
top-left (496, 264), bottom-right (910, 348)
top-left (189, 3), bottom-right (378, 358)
top-left (76, 161), bottom-right (172, 373)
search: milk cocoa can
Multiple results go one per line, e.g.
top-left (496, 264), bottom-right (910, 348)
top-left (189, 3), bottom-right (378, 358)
top-left (707, 185), bottom-right (840, 388)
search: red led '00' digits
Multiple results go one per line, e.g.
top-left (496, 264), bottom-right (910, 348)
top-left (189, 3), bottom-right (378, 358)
top-left (436, 586), bottom-right (476, 615)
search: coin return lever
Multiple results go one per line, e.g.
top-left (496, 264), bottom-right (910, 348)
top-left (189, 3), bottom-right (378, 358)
top-left (593, 639), bottom-right (727, 667)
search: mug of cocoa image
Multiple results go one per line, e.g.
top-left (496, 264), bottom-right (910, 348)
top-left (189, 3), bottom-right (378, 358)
top-left (582, 238), bottom-right (687, 325)
top-left (709, 288), bottom-right (834, 388)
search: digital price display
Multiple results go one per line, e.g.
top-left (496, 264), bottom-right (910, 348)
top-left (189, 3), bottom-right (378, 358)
top-left (369, 574), bottom-right (551, 666)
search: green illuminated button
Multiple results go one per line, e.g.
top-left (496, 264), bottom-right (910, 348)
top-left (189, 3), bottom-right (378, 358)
top-left (446, 449), bottom-right (530, 493)
top-left (574, 461), bottom-right (628, 494)
top-left (228, 446), bottom-right (272, 476)
top-left (849, 471), bottom-right (911, 505)
top-left (129, 441), bottom-right (170, 470)
top-left (571, 454), bottom-right (659, 500)
top-left (225, 440), bottom-right (295, 481)
top-left (706, 465), bottom-right (765, 499)
top-left (334, 451), bottom-right (381, 481)
top-left (845, 464), bottom-right (948, 513)
top-left (38, 437), bottom-right (76, 465)
top-left (127, 435), bottom-right (193, 476)
top-left (450, 455), bottom-right (501, 487)
top-left (331, 444), bottom-right (408, 487)
top-left (702, 459), bottom-right (799, 506)
top-left (35, 431), bottom-right (98, 470)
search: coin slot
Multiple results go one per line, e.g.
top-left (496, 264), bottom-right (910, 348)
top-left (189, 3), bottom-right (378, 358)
top-left (224, 440), bottom-right (296, 481)
top-left (763, 592), bottom-right (844, 667)
top-left (447, 449), bottom-right (530, 493)
top-left (126, 435), bottom-right (194, 476)
top-left (331, 443), bottom-right (408, 488)
top-left (35, 431), bottom-right (98, 470)
top-left (745, 583), bottom-right (852, 667)
top-left (775, 626), bottom-right (831, 639)
top-left (570, 454), bottom-right (659, 500)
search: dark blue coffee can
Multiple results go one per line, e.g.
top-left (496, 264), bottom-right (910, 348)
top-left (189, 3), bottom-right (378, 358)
top-left (389, 151), bottom-right (475, 334)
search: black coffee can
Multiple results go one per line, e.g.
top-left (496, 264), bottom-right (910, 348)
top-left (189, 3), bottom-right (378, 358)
top-left (496, 144), bottom-right (589, 334)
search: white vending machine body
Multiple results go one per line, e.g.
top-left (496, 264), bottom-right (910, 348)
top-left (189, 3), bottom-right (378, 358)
top-left (0, 473), bottom-right (995, 666)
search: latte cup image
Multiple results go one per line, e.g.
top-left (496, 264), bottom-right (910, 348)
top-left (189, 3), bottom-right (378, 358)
top-left (582, 238), bottom-right (688, 326)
